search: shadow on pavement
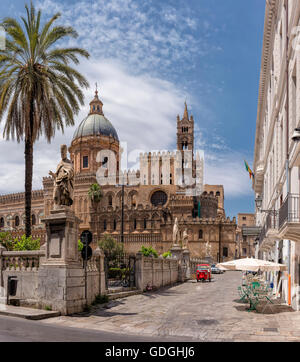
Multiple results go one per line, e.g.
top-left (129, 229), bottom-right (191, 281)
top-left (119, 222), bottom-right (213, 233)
top-left (234, 301), bottom-right (295, 315)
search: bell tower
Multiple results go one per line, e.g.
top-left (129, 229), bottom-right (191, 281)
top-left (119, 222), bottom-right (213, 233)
top-left (176, 102), bottom-right (194, 154)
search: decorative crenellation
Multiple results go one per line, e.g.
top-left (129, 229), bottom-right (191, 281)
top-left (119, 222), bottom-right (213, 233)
top-left (0, 190), bottom-right (44, 204)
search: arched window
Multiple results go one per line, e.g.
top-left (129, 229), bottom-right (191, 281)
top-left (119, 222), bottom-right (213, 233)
top-left (216, 191), bottom-right (220, 197)
top-left (108, 195), bottom-right (113, 206)
top-left (210, 191), bottom-right (214, 196)
top-left (113, 219), bottom-right (117, 230)
top-left (103, 220), bottom-right (107, 231)
top-left (199, 229), bottom-right (203, 239)
top-left (15, 216), bottom-right (20, 227)
top-left (83, 155), bottom-right (89, 168)
top-left (144, 218), bottom-right (147, 229)
top-left (134, 219), bottom-right (137, 230)
top-left (31, 214), bottom-right (36, 226)
top-left (0, 217), bottom-right (4, 228)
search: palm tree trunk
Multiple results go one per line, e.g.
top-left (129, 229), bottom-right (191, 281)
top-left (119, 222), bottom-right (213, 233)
top-left (24, 136), bottom-right (33, 237)
top-left (24, 102), bottom-right (34, 238)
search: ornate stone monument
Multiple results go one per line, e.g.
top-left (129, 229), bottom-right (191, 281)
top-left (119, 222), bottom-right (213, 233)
top-left (204, 240), bottom-right (213, 264)
top-left (38, 145), bottom-right (85, 314)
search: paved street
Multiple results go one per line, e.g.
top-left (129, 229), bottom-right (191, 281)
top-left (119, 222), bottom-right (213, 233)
top-left (39, 271), bottom-right (300, 342)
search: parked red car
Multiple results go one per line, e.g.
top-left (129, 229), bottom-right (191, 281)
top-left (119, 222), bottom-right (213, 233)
top-left (196, 264), bottom-right (211, 282)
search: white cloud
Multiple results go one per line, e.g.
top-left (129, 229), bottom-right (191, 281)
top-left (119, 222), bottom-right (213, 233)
top-left (204, 151), bottom-right (253, 198)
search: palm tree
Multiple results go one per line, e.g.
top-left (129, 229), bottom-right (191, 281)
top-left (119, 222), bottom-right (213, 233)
top-left (88, 183), bottom-right (103, 205)
top-left (0, 2), bottom-right (90, 237)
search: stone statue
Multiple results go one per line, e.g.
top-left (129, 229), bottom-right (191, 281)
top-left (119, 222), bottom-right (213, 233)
top-left (182, 228), bottom-right (189, 249)
top-left (49, 144), bottom-right (74, 207)
top-left (205, 240), bottom-right (212, 257)
top-left (173, 217), bottom-right (179, 245)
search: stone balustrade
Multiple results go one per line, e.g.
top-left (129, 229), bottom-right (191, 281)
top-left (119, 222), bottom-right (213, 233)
top-left (1, 250), bottom-right (45, 271)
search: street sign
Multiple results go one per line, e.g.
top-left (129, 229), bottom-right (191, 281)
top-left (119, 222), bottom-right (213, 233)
top-left (81, 245), bottom-right (93, 261)
top-left (80, 230), bottom-right (93, 245)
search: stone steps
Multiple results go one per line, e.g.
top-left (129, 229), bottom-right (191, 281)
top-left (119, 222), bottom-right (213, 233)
top-left (0, 305), bottom-right (60, 320)
top-left (107, 289), bottom-right (142, 301)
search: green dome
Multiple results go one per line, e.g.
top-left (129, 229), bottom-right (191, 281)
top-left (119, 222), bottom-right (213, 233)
top-left (72, 113), bottom-right (119, 141)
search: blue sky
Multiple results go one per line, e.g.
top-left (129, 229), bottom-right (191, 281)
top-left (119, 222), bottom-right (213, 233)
top-left (0, 0), bottom-right (266, 218)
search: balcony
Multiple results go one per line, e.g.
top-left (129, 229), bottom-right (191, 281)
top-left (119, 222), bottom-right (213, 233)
top-left (278, 193), bottom-right (300, 242)
top-left (258, 212), bottom-right (280, 252)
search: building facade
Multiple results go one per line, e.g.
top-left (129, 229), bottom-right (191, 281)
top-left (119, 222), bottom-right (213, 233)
top-left (236, 213), bottom-right (258, 259)
top-left (0, 90), bottom-right (236, 262)
top-left (253, 0), bottom-right (300, 310)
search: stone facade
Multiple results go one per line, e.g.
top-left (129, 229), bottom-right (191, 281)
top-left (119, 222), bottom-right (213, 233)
top-left (236, 213), bottom-right (257, 258)
top-left (0, 91), bottom-right (237, 263)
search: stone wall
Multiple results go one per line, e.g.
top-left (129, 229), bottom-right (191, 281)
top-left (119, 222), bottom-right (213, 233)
top-left (135, 253), bottom-right (179, 291)
top-left (0, 246), bottom-right (106, 314)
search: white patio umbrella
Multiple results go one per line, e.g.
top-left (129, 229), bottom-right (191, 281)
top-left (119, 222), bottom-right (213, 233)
top-left (216, 258), bottom-right (287, 272)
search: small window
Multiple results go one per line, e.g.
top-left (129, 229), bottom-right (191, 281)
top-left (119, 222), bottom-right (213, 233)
top-left (15, 216), bottom-right (20, 227)
top-left (223, 247), bottom-right (228, 257)
top-left (102, 157), bottom-right (108, 168)
top-left (216, 191), bottom-right (220, 197)
top-left (144, 218), bottom-right (147, 229)
top-left (0, 217), bottom-right (4, 228)
top-left (113, 219), bottom-right (117, 230)
top-left (103, 220), bottom-right (107, 231)
top-left (83, 156), bottom-right (89, 168)
top-left (242, 216), bottom-right (246, 220)
top-left (134, 219), bottom-right (137, 230)
top-left (108, 195), bottom-right (113, 206)
top-left (199, 229), bottom-right (203, 239)
top-left (242, 248), bottom-right (247, 256)
top-left (31, 214), bottom-right (36, 226)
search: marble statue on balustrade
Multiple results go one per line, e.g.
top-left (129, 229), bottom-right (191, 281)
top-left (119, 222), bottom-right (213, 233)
top-left (182, 228), bottom-right (189, 249)
top-left (49, 144), bottom-right (74, 207)
top-left (173, 217), bottom-right (179, 245)
top-left (205, 239), bottom-right (212, 257)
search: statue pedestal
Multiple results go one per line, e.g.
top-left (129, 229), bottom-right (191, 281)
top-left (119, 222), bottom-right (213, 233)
top-left (204, 256), bottom-right (213, 265)
top-left (38, 208), bottom-right (85, 315)
top-left (182, 248), bottom-right (191, 280)
top-left (170, 244), bottom-right (183, 260)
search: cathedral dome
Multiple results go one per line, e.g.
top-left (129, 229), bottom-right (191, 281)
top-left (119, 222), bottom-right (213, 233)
top-left (72, 113), bottom-right (119, 141)
top-left (72, 88), bottom-right (119, 142)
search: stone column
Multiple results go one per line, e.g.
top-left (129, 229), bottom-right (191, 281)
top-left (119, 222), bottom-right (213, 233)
top-left (94, 246), bottom-right (107, 295)
top-left (38, 207), bottom-right (85, 315)
top-left (0, 244), bottom-right (6, 289)
top-left (135, 252), bottom-right (144, 291)
top-left (171, 244), bottom-right (184, 282)
top-left (182, 248), bottom-right (191, 280)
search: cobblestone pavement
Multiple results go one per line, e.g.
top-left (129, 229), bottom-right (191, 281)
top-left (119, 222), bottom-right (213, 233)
top-left (41, 271), bottom-right (300, 341)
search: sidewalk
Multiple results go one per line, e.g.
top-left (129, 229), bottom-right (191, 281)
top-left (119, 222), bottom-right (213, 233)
top-left (0, 304), bottom-right (60, 320)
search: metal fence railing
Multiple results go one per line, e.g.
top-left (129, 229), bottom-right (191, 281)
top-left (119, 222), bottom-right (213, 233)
top-left (279, 193), bottom-right (300, 229)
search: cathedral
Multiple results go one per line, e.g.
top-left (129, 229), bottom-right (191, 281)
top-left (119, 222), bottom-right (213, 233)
top-left (0, 89), bottom-right (236, 261)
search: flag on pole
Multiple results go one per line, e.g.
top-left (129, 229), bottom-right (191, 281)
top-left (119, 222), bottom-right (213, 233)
top-left (244, 160), bottom-right (254, 180)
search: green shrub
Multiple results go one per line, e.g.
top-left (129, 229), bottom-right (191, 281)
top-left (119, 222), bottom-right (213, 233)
top-left (140, 245), bottom-right (158, 258)
top-left (0, 232), bottom-right (14, 250)
top-left (108, 267), bottom-right (127, 279)
top-left (12, 235), bottom-right (40, 251)
top-left (78, 239), bottom-right (84, 251)
top-left (98, 235), bottom-right (124, 263)
top-left (162, 251), bottom-right (172, 258)
top-left (92, 294), bottom-right (109, 305)
top-left (45, 305), bottom-right (52, 311)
